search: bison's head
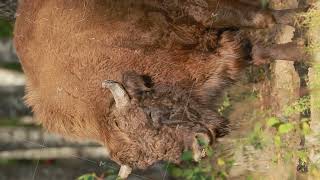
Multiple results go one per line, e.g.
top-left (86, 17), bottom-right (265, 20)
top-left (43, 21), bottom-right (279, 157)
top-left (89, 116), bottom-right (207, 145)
top-left (101, 71), bottom-right (229, 169)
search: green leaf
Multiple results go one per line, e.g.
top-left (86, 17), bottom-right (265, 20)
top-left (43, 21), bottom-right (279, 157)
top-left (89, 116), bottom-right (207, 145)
top-left (246, 175), bottom-right (254, 180)
top-left (274, 135), bottom-right (281, 147)
top-left (77, 173), bottom-right (96, 180)
top-left (266, 117), bottom-right (280, 127)
top-left (197, 137), bottom-right (209, 146)
top-left (105, 175), bottom-right (118, 180)
top-left (184, 169), bottom-right (194, 179)
top-left (181, 150), bottom-right (194, 161)
top-left (284, 151), bottom-right (293, 162)
top-left (297, 150), bottom-right (308, 163)
top-left (253, 122), bottom-right (262, 132)
top-left (217, 158), bottom-right (225, 166)
top-left (198, 175), bottom-right (206, 180)
top-left (201, 165), bottom-right (212, 173)
top-left (278, 123), bottom-right (294, 134)
top-left (260, 0), bottom-right (269, 9)
top-left (302, 122), bottom-right (311, 135)
top-left (170, 167), bottom-right (183, 177)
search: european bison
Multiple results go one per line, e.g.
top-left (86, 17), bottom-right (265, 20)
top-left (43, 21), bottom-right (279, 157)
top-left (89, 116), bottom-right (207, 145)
top-left (14, 0), bottom-right (307, 178)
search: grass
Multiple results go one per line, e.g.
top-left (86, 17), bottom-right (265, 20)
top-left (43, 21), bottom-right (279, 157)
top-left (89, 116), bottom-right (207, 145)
top-left (77, 169), bottom-right (119, 180)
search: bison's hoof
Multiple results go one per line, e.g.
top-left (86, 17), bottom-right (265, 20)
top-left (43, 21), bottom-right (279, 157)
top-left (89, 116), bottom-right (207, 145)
top-left (192, 133), bottom-right (210, 162)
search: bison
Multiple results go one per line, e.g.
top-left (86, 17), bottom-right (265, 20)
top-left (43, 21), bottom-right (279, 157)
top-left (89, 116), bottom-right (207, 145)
top-left (13, 0), bottom-right (307, 178)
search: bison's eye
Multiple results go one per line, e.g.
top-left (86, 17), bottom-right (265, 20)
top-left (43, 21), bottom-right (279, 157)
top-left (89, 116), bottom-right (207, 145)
top-left (143, 107), bottom-right (168, 128)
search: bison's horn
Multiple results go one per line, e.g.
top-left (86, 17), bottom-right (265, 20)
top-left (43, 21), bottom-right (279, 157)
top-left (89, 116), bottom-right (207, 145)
top-left (102, 80), bottom-right (130, 108)
top-left (118, 165), bottom-right (132, 179)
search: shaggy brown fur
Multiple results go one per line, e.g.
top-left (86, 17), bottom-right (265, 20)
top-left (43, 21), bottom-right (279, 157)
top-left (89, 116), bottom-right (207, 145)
top-left (14, 0), bottom-right (306, 170)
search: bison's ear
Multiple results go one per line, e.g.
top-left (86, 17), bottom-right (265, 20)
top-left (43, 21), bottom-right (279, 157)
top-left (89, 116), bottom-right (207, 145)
top-left (122, 71), bottom-right (153, 100)
top-left (102, 80), bottom-right (130, 108)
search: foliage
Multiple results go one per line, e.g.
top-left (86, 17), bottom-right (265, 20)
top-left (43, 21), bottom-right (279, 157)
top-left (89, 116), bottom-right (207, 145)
top-left (0, 19), bottom-right (13, 38)
top-left (218, 95), bottom-right (231, 115)
top-left (260, 0), bottom-right (269, 9)
top-left (78, 173), bottom-right (97, 180)
top-left (247, 122), bottom-right (268, 150)
top-left (310, 63), bottom-right (320, 109)
top-left (0, 62), bottom-right (22, 72)
top-left (299, 2), bottom-right (320, 54)
top-left (77, 169), bottom-right (120, 180)
top-left (166, 97), bottom-right (312, 179)
top-left (283, 96), bottom-right (310, 117)
top-left (167, 145), bottom-right (234, 180)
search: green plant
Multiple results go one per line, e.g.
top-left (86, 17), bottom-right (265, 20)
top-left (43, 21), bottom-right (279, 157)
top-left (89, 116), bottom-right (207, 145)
top-left (247, 122), bottom-right (268, 150)
top-left (0, 19), bottom-right (13, 38)
top-left (168, 143), bottom-right (234, 180)
top-left (260, 0), bottom-right (269, 9)
top-left (283, 96), bottom-right (310, 117)
top-left (78, 173), bottom-right (97, 180)
top-left (77, 169), bottom-right (120, 180)
top-left (218, 95), bottom-right (231, 115)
